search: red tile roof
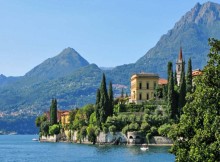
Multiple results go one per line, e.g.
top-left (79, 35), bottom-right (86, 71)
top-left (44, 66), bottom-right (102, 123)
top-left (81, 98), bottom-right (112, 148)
top-left (192, 69), bottom-right (202, 77)
top-left (158, 78), bottom-right (168, 85)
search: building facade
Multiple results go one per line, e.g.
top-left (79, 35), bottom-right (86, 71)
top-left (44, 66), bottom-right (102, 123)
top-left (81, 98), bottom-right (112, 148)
top-left (61, 111), bottom-right (70, 127)
top-left (130, 73), bottom-right (159, 104)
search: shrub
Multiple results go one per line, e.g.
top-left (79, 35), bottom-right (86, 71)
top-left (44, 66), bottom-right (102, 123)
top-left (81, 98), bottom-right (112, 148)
top-left (158, 124), bottom-right (171, 136)
top-left (109, 125), bottom-right (116, 134)
top-left (49, 124), bottom-right (60, 135)
top-left (41, 121), bottom-right (50, 136)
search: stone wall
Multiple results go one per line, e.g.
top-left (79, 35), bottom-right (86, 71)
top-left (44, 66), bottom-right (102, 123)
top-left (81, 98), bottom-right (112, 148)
top-left (40, 134), bottom-right (61, 142)
top-left (97, 132), bottom-right (127, 144)
top-left (149, 136), bottom-right (173, 144)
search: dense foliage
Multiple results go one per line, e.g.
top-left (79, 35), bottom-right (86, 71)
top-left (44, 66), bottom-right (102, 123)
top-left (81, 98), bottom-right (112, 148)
top-left (169, 38), bottom-right (220, 162)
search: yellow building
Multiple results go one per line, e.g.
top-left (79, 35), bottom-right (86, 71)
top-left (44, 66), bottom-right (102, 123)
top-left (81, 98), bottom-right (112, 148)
top-left (130, 73), bottom-right (159, 104)
top-left (61, 111), bottom-right (70, 127)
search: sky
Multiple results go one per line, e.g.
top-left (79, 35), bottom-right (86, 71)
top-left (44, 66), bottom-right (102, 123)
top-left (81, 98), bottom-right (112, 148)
top-left (0, 0), bottom-right (219, 76)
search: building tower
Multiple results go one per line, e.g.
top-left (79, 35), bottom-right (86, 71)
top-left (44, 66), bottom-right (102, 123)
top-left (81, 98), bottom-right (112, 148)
top-left (176, 47), bottom-right (184, 86)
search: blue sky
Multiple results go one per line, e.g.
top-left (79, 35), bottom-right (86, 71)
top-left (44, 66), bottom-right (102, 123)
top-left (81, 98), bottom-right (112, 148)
top-left (0, 0), bottom-right (219, 76)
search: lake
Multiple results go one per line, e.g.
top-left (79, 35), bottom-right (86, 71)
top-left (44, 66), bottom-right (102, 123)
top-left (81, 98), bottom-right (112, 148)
top-left (0, 135), bottom-right (175, 162)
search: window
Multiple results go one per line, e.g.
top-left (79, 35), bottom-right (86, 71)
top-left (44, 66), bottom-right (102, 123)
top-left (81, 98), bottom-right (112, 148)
top-left (133, 91), bottom-right (135, 99)
top-left (139, 82), bottom-right (142, 89)
top-left (146, 82), bottom-right (149, 89)
top-left (178, 65), bottom-right (181, 71)
top-left (139, 93), bottom-right (142, 100)
top-left (154, 81), bottom-right (157, 89)
top-left (146, 93), bottom-right (149, 100)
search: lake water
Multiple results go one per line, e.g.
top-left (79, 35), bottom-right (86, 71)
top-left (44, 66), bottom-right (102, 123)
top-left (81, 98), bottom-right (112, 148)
top-left (0, 135), bottom-right (175, 162)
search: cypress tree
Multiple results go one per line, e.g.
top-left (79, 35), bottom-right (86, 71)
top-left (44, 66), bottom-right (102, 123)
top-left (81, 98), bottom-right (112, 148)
top-left (186, 58), bottom-right (192, 93)
top-left (121, 88), bottom-right (124, 98)
top-left (108, 81), bottom-right (114, 116)
top-left (162, 85), bottom-right (168, 100)
top-left (50, 98), bottom-right (57, 125)
top-left (174, 71), bottom-right (178, 86)
top-left (95, 88), bottom-right (101, 127)
top-left (99, 73), bottom-right (109, 123)
top-left (167, 62), bottom-right (172, 81)
top-left (167, 69), bottom-right (175, 119)
top-left (178, 65), bottom-right (186, 116)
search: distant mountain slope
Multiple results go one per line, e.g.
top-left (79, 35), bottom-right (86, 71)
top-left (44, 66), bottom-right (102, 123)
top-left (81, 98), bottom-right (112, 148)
top-left (135, 2), bottom-right (220, 78)
top-left (0, 64), bottom-right (102, 114)
top-left (107, 2), bottom-right (220, 86)
top-left (25, 47), bottom-right (89, 80)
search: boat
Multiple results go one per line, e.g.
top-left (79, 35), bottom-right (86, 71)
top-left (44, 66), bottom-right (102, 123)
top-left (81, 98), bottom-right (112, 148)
top-left (140, 144), bottom-right (149, 151)
top-left (32, 138), bottom-right (39, 141)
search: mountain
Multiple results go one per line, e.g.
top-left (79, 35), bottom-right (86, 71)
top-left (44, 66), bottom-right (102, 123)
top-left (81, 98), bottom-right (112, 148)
top-left (25, 47), bottom-right (89, 80)
top-left (135, 2), bottom-right (220, 77)
top-left (1, 1), bottom-right (220, 134)
top-left (106, 2), bottom-right (220, 85)
top-left (0, 63), bottom-right (103, 134)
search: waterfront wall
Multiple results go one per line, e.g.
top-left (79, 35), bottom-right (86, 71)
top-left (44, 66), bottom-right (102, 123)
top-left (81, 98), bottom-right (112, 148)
top-left (40, 134), bottom-right (61, 142)
top-left (40, 130), bottom-right (173, 145)
top-left (149, 136), bottom-right (173, 144)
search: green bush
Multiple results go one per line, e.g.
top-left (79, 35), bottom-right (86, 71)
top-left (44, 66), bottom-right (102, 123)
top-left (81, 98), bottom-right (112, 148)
top-left (158, 124), bottom-right (171, 136)
top-left (109, 125), bottom-right (116, 134)
top-left (140, 122), bottom-right (150, 132)
top-left (87, 126), bottom-right (96, 144)
top-left (49, 124), bottom-right (60, 135)
top-left (41, 121), bottom-right (50, 135)
top-left (128, 122), bottom-right (139, 131)
top-left (122, 125), bottom-right (129, 134)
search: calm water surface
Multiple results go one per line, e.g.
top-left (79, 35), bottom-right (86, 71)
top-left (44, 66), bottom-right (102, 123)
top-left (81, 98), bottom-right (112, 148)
top-left (0, 135), bottom-right (175, 162)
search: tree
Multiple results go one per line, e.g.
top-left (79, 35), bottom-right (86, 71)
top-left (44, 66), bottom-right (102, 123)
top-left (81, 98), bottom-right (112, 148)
top-left (167, 62), bottom-right (177, 119)
top-left (186, 58), bottom-right (192, 93)
top-left (99, 73), bottom-right (109, 123)
top-left (121, 88), bottom-right (124, 98)
top-left (178, 66), bottom-right (186, 116)
top-left (50, 99), bottom-right (57, 125)
top-left (35, 114), bottom-right (47, 128)
top-left (108, 81), bottom-right (114, 116)
top-left (95, 88), bottom-right (101, 127)
top-left (169, 38), bottom-right (220, 162)
top-left (41, 121), bottom-right (50, 135)
top-left (87, 126), bottom-right (97, 144)
top-left (174, 71), bottom-right (178, 86)
top-left (69, 109), bottom-right (78, 124)
top-left (49, 124), bottom-right (60, 135)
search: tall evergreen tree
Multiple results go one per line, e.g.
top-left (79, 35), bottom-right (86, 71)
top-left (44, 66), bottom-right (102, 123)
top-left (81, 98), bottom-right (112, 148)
top-left (50, 98), bottom-right (57, 125)
top-left (167, 62), bottom-right (173, 81)
top-left (178, 65), bottom-right (186, 115)
top-left (174, 71), bottom-right (178, 86)
top-left (99, 73), bottom-right (109, 123)
top-left (167, 62), bottom-right (177, 119)
top-left (186, 58), bottom-right (192, 93)
top-left (95, 88), bottom-right (101, 127)
top-left (108, 81), bottom-right (114, 116)
top-left (121, 88), bottom-right (124, 98)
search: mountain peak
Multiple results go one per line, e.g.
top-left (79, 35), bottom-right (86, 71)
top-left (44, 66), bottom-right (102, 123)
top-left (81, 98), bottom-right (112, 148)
top-left (174, 1), bottom-right (220, 29)
top-left (25, 48), bottom-right (90, 80)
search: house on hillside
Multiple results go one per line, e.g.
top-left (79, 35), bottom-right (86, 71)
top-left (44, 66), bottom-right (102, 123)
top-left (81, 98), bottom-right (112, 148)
top-left (45, 110), bottom-right (70, 126)
top-left (129, 73), bottom-right (159, 104)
